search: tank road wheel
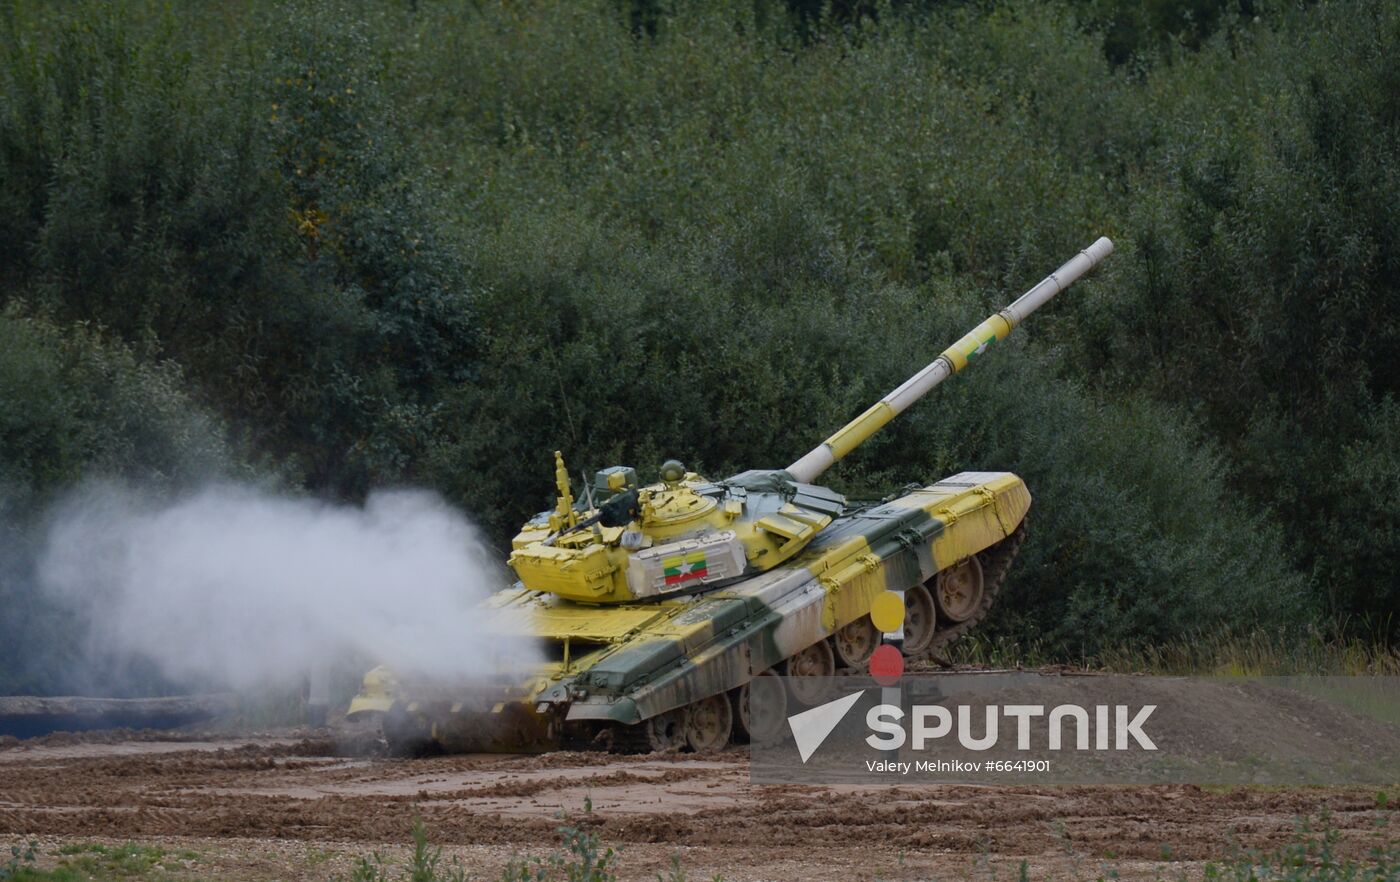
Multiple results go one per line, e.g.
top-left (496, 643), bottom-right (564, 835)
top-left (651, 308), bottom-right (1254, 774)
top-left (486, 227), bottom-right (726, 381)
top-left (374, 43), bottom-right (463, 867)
top-left (732, 670), bottom-right (788, 744)
top-left (833, 615), bottom-right (879, 668)
top-left (685, 694), bottom-right (733, 752)
top-left (935, 556), bottom-right (985, 623)
top-left (644, 708), bottom-right (688, 752)
top-left (925, 522), bottom-right (1027, 655)
top-left (901, 583), bottom-right (938, 658)
top-left (785, 640), bottom-right (835, 706)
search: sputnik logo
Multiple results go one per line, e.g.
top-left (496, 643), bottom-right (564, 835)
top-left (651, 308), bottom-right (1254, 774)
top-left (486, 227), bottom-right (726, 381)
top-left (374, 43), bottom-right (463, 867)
top-left (787, 690), bottom-right (866, 762)
top-left (789, 582), bottom-right (899, 763)
top-left (785, 690), bottom-right (1160, 763)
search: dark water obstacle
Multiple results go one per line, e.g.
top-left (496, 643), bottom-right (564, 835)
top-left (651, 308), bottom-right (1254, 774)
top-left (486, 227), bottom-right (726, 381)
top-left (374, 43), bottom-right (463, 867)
top-left (0, 694), bottom-right (237, 738)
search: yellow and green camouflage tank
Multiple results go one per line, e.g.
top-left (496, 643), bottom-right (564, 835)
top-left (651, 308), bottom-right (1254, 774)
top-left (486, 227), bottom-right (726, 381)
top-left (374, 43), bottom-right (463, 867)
top-left (348, 238), bottom-right (1114, 753)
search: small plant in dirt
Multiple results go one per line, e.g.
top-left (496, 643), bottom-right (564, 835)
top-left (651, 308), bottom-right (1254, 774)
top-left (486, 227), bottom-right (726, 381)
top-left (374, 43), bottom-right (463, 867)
top-left (306, 848), bottom-right (340, 867)
top-left (1201, 815), bottom-right (1400, 882)
top-left (500, 797), bottom-right (618, 882)
top-left (653, 853), bottom-right (726, 882)
top-left (1, 841), bottom-right (38, 880)
top-left (406, 818), bottom-right (467, 882)
top-left (338, 818), bottom-right (467, 882)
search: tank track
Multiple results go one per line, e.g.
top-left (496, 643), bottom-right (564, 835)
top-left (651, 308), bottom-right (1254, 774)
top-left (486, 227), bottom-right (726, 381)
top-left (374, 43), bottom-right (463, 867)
top-left (601, 523), bottom-right (1027, 753)
top-left (820, 520), bottom-right (1024, 670)
top-left (605, 722), bottom-right (661, 754)
top-left (923, 520), bottom-right (1026, 657)
top-left (604, 710), bottom-right (688, 754)
top-left (382, 525), bottom-right (1028, 756)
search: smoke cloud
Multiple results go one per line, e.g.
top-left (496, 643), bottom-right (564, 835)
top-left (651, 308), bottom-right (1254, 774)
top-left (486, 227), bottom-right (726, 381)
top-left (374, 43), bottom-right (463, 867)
top-left (37, 483), bottom-right (532, 691)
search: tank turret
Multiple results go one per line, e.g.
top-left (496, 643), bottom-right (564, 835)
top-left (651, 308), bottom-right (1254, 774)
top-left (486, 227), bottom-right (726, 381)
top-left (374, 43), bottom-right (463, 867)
top-left (506, 237), bottom-right (1115, 605)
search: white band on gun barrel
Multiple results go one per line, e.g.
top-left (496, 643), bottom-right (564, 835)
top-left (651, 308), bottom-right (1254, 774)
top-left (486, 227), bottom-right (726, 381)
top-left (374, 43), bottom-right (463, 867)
top-left (785, 237), bottom-right (1114, 484)
top-left (1003, 236), bottom-right (1115, 326)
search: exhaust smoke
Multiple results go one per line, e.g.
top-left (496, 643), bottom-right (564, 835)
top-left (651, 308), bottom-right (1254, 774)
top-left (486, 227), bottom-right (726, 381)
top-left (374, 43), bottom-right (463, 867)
top-left (37, 483), bottom-right (534, 692)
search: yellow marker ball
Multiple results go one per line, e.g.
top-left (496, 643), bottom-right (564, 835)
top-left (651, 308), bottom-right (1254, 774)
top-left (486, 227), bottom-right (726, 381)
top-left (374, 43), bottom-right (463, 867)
top-left (869, 590), bottom-right (905, 633)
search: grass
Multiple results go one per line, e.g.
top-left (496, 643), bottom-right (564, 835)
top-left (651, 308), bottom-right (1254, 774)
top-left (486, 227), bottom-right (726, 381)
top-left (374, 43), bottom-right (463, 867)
top-left (497, 798), bottom-right (618, 882)
top-left (1197, 813), bottom-right (1400, 882)
top-left (330, 803), bottom-right (621, 882)
top-left (335, 818), bottom-right (468, 882)
top-left (949, 626), bottom-right (1400, 676)
top-left (3, 805), bottom-right (1395, 881)
top-left (2, 842), bottom-right (197, 882)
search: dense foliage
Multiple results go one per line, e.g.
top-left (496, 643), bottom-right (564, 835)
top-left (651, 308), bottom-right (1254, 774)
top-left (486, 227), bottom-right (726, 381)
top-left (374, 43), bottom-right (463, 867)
top-left (1, 0), bottom-right (1396, 691)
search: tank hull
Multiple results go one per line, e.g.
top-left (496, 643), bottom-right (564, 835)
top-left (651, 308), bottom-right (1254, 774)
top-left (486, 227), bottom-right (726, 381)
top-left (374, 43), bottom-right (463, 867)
top-left (348, 471), bottom-right (1030, 753)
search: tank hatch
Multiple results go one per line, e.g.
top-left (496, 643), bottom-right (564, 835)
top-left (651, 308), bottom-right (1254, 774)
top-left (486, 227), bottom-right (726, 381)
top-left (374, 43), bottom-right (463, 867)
top-left (507, 453), bottom-right (847, 604)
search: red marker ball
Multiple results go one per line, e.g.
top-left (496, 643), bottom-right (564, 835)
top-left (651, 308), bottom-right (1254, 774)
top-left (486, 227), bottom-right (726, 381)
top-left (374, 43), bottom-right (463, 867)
top-left (869, 644), bottom-right (904, 686)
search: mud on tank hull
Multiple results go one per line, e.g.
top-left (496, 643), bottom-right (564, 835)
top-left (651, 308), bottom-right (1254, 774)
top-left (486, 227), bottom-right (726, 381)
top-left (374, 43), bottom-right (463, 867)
top-left (348, 471), bottom-right (1030, 754)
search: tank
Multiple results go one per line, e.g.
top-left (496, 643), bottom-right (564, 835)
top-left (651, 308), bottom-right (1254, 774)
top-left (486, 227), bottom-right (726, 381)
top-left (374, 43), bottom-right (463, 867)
top-left (347, 237), bottom-right (1115, 754)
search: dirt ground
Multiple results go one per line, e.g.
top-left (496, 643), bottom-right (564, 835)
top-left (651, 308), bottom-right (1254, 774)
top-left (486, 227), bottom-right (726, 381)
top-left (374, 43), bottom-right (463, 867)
top-left (0, 728), bottom-right (1395, 881)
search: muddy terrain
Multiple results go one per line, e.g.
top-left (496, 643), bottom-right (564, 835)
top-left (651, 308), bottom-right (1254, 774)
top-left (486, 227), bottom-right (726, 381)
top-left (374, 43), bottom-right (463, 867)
top-left (0, 726), bottom-right (1394, 881)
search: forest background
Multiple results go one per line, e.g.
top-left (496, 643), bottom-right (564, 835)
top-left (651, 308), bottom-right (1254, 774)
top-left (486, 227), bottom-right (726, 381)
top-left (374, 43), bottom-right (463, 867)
top-left (2, 0), bottom-right (1396, 694)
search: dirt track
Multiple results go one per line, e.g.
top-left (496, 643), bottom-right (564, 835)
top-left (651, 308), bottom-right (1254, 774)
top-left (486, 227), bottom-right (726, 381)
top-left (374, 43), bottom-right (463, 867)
top-left (0, 730), bottom-right (1395, 881)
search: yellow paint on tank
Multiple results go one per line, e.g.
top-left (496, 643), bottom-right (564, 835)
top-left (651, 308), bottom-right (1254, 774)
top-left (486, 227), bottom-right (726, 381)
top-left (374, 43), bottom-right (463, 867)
top-left (941, 314), bottom-right (1014, 372)
top-left (812, 473), bottom-right (1031, 632)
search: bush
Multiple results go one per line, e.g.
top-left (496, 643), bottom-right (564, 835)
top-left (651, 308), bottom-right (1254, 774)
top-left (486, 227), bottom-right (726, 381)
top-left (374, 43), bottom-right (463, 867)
top-left (0, 0), bottom-right (1396, 678)
top-left (0, 1), bottom-right (478, 499)
top-left (406, 0), bottom-right (1313, 651)
top-left (0, 309), bottom-right (227, 694)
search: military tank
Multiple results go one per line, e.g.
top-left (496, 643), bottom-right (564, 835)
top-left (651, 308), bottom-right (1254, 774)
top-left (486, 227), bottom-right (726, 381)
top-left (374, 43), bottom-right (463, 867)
top-left (348, 237), bottom-right (1115, 754)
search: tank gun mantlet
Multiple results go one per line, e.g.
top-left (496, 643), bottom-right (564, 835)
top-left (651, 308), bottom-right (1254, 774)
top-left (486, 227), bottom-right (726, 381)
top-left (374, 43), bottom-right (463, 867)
top-left (508, 461), bottom-right (849, 605)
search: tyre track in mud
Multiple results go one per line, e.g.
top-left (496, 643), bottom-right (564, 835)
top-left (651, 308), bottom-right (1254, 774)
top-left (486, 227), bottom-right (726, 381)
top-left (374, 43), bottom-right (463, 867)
top-left (0, 733), bottom-right (1393, 867)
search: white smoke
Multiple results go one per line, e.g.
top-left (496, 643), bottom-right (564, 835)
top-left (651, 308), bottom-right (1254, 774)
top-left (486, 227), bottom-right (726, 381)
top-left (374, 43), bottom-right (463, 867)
top-left (37, 483), bottom-right (533, 690)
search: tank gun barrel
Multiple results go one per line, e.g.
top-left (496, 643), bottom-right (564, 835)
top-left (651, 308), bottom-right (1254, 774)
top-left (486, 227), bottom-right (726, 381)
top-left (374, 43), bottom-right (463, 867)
top-left (786, 236), bottom-right (1115, 483)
